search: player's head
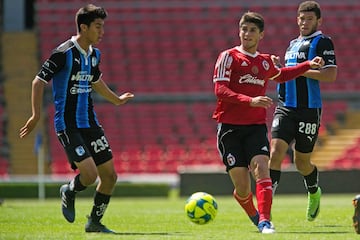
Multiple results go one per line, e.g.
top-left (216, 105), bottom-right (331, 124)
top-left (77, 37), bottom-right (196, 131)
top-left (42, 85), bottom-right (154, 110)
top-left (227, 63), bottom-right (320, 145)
top-left (297, 1), bottom-right (322, 37)
top-left (75, 4), bottom-right (107, 33)
top-left (239, 12), bottom-right (264, 33)
top-left (238, 12), bottom-right (265, 53)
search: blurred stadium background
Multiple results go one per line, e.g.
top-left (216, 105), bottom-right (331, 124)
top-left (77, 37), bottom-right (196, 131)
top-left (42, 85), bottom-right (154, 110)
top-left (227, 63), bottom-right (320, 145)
top-left (0, 0), bottom-right (359, 191)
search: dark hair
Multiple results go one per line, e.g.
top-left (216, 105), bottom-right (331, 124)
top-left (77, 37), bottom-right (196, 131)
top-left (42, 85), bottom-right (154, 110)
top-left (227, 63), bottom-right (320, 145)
top-left (298, 1), bottom-right (321, 19)
top-left (239, 12), bottom-right (265, 32)
top-left (75, 4), bottom-right (107, 32)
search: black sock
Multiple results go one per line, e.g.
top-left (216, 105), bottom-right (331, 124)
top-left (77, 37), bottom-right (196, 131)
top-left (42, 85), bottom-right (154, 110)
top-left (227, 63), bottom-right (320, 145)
top-left (270, 169), bottom-right (281, 191)
top-left (90, 191), bottom-right (111, 223)
top-left (303, 167), bottom-right (319, 194)
top-left (68, 174), bottom-right (86, 197)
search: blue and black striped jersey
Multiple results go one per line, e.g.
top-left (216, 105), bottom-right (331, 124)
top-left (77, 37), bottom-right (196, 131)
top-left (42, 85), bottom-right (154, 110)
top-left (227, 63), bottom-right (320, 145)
top-left (277, 31), bottom-right (336, 108)
top-left (37, 36), bottom-right (102, 132)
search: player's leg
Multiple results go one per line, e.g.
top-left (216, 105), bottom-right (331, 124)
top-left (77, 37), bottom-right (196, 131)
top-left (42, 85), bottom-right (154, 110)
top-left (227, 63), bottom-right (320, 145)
top-left (230, 167), bottom-right (259, 226)
top-left (217, 124), bottom-right (259, 227)
top-left (352, 194), bottom-right (360, 234)
top-left (294, 150), bottom-right (321, 221)
top-left (83, 128), bottom-right (117, 233)
top-left (293, 108), bottom-right (322, 221)
top-left (269, 138), bottom-right (289, 195)
top-left (247, 125), bottom-right (274, 233)
top-left (85, 159), bottom-right (117, 233)
top-left (269, 107), bottom-right (295, 196)
top-left (250, 155), bottom-right (274, 233)
top-left (60, 157), bottom-right (97, 223)
top-left (58, 130), bottom-right (96, 223)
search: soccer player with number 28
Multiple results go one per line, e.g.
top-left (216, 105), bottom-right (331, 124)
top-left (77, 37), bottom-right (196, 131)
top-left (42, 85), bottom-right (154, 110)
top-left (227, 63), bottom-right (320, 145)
top-left (212, 11), bottom-right (324, 234)
top-left (19, 4), bottom-right (134, 233)
top-left (269, 1), bottom-right (337, 223)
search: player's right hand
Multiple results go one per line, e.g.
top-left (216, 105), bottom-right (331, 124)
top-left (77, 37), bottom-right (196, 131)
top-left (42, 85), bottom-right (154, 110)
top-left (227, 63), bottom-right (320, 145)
top-left (250, 96), bottom-right (273, 108)
top-left (19, 116), bottom-right (39, 138)
top-left (309, 56), bottom-right (325, 69)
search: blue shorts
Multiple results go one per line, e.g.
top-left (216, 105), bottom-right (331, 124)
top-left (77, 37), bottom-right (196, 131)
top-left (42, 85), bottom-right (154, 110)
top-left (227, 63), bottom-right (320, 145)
top-left (57, 127), bottom-right (113, 170)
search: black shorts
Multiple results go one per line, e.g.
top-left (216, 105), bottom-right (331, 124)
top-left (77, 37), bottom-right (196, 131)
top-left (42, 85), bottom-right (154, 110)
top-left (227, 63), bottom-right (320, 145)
top-left (217, 123), bottom-right (270, 171)
top-left (271, 106), bottom-right (321, 153)
top-left (57, 128), bottom-right (113, 170)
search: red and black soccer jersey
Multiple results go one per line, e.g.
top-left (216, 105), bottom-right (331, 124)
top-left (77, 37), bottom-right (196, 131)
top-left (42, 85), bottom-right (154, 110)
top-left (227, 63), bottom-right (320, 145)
top-left (37, 36), bottom-right (102, 132)
top-left (212, 47), bottom-right (281, 125)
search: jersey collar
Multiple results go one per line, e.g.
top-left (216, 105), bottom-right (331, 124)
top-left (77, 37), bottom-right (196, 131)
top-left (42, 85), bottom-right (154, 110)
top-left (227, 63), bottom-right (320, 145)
top-left (71, 36), bottom-right (93, 57)
top-left (299, 30), bottom-right (322, 40)
top-left (236, 46), bottom-right (259, 58)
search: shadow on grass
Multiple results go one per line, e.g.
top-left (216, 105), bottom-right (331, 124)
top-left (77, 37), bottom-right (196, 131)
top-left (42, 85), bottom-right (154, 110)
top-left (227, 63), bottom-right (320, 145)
top-left (280, 224), bottom-right (353, 234)
top-left (91, 232), bottom-right (188, 236)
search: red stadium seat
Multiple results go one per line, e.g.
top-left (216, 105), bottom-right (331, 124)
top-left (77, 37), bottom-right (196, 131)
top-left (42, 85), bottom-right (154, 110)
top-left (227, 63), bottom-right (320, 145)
top-left (36, 1), bottom-right (358, 174)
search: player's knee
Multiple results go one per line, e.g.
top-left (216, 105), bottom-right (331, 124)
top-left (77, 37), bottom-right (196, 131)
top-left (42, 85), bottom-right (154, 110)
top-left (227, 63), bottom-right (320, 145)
top-left (111, 172), bottom-right (118, 185)
top-left (103, 171), bottom-right (117, 186)
top-left (81, 174), bottom-right (98, 186)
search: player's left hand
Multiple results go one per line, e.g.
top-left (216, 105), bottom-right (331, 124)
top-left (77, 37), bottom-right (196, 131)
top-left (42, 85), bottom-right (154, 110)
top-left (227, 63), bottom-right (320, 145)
top-left (118, 92), bottom-right (134, 104)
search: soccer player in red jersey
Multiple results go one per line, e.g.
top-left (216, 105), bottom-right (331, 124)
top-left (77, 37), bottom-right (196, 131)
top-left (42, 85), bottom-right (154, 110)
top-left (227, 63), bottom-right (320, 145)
top-left (212, 11), bottom-right (324, 234)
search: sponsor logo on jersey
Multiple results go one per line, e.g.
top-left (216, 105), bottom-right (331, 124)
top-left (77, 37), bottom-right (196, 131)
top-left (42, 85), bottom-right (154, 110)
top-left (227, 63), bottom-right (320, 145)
top-left (70, 86), bottom-right (92, 94)
top-left (71, 71), bottom-right (94, 82)
top-left (239, 74), bottom-right (265, 86)
top-left (41, 71), bottom-right (48, 78)
top-left (285, 51), bottom-right (306, 60)
top-left (241, 61), bottom-right (248, 66)
top-left (323, 50), bottom-right (335, 55)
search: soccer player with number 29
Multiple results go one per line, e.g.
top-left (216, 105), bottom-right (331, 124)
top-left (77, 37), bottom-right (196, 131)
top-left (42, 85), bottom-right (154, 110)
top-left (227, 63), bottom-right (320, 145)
top-left (20, 4), bottom-right (134, 233)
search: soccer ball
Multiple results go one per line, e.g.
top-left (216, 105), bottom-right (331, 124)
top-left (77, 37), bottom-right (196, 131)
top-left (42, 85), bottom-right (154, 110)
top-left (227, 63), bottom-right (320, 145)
top-left (184, 192), bottom-right (218, 225)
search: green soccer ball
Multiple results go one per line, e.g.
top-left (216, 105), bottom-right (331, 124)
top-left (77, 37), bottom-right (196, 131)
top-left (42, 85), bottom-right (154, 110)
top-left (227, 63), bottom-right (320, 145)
top-left (185, 192), bottom-right (218, 225)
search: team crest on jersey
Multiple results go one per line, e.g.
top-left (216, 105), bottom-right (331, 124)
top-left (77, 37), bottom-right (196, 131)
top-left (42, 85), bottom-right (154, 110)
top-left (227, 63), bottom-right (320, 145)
top-left (75, 146), bottom-right (86, 156)
top-left (91, 57), bottom-right (97, 67)
top-left (226, 153), bottom-right (236, 166)
top-left (262, 60), bottom-right (270, 71)
top-left (251, 66), bottom-right (259, 74)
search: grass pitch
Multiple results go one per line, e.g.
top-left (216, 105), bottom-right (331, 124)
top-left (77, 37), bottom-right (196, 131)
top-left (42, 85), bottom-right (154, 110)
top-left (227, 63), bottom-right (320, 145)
top-left (0, 193), bottom-right (356, 240)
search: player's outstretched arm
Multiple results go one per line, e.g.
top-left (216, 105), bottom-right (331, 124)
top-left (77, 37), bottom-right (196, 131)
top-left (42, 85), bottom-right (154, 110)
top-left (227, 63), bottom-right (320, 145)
top-left (303, 56), bottom-right (336, 82)
top-left (92, 78), bottom-right (134, 105)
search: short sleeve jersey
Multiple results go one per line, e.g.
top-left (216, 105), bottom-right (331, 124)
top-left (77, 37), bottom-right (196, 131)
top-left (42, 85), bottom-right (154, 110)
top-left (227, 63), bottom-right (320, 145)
top-left (278, 31), bottom-right (336, 108)
top-left (212, 46), bottom-right (280, 125)
top-left (37, 36), bottom-right (102, 132)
